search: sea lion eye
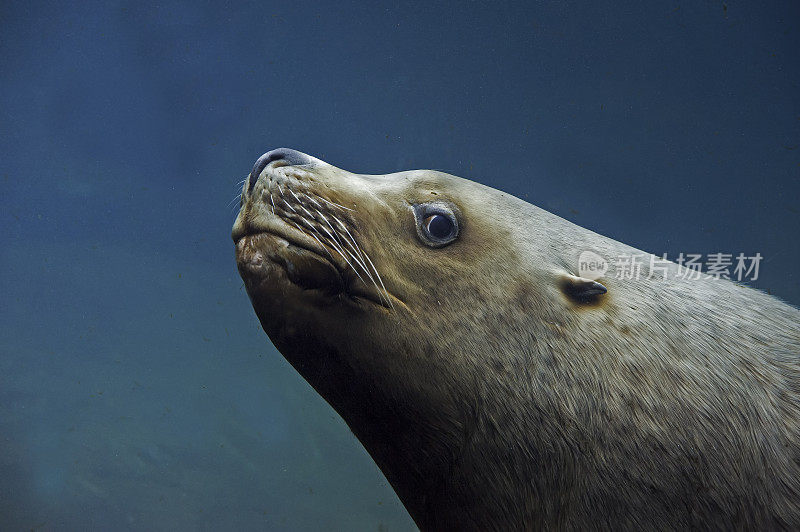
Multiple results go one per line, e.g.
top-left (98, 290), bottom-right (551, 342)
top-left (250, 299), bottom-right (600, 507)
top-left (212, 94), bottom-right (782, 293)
top-left (425, 214), bottom-right (453, 240)
top-left (413, 202), bottom-right (459, 247)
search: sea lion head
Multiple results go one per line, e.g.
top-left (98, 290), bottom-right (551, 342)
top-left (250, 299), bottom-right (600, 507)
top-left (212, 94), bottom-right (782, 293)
top-left (233, 147), bottom-right (562, 388)
top-left (232, 147), bottom-right (607, 526)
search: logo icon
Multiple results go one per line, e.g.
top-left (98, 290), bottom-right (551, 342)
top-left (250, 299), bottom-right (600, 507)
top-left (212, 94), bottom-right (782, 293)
top-left (578, 250), bottom-right (608, 280)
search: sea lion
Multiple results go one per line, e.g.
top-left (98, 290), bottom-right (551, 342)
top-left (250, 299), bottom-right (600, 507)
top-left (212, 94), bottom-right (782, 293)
top-left (232, 147), bottom-right (800, 530)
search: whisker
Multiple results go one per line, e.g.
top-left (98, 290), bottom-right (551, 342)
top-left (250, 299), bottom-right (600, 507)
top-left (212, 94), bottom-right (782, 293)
top-left (305, 229), bottom-right (335, 260)
top-left (332, 216), bottom-right (366, 261)
top-left (315, 209), bottom-right (355, 253)
top-left (286, 221), bottom-right (335, 261)
top-left (230, 175), bottom-right (251, 212)
top-left (316, 223), bottom-right (362, 271)
top-left (290, 189), bottom-right (318, 220)
top-left (228, 194), bottom-right (243, 212)
top-left (293, 216), bottom-right (317, 234)
top-left (313, 224), bottom-right (369, 289)
top-left (360, 248), bottom-right (393, 309)
top-left (293, 189), bottom-right (377, 303)
top-left (276, 184), bottom-right (298, 213)
top-left (322, 226), bottom-right (380, 302)
top-left (266, 185), bottom-right (391, 309)
top-left (302, 194), bottom-right (324, 210)
top-left (316, 210), bottom-right (383, 303)
top-left (317, 195), bottom-right (354, 211)
top-left (314, 207), bottom-right (390, 308)
top-left (310, 207), bottom-right (344, 247)
top-left (281, 196), bottom-right (297, 213)
top-left (232, 175), bottom-right (249, 192)
top-left (314, 213), bottom-right (369, 271)
top-left (328, 214), bottom-right (391, 308)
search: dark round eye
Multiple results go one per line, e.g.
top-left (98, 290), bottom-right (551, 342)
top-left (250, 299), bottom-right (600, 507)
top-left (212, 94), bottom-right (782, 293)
top-left (424, 214), bottom-right (454, 240)
top-left (413, 202), bottom-right (459, 247)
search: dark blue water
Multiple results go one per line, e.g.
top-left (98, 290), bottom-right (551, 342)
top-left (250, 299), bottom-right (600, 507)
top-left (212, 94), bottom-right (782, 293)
top-left (1, 1), bottom-right (798, 529)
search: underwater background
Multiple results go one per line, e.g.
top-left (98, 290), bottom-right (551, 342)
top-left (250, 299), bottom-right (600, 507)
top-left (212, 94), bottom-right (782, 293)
top-left (1, 1), bottom-right (798, 529)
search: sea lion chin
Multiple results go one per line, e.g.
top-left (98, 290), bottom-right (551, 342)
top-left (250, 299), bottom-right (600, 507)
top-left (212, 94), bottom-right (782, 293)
top-left (232, 148), bottom-right (800, 530)
top-left (235, 232), bottom-right (344, 295)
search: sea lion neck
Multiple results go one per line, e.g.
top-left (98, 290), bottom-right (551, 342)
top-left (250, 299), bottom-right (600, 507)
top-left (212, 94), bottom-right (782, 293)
top-left (266, 324), bottom-right (482, 528)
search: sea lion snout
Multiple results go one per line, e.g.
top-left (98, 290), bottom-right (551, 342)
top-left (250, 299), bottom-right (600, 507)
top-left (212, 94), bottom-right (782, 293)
top-left (247, 147), bottom-right (317, 194)
top-left (235, 149), bottom-right (397, 308)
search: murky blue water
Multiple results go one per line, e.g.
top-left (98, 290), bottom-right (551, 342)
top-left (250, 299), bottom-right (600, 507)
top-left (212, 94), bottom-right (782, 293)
top-left (1, 1), bottom-right (797, 529)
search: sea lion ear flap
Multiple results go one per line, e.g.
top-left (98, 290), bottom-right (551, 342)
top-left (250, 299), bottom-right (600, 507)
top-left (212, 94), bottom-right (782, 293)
top-left (559, 274), bottom-right (608, 303)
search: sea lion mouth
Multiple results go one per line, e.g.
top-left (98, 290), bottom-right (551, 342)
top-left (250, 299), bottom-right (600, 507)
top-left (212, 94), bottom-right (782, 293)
top-left (233, 163), bottom-right (394, 308)
top-left (235, 229), bottom-right (347, 296)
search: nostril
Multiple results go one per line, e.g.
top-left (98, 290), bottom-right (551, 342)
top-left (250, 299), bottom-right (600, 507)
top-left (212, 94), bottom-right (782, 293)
top-left (247, 148), bottom-right (313, 194)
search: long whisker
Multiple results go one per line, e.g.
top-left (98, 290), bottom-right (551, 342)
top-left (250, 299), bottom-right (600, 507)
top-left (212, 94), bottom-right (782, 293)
top-left (314, 203), bottom-right (390, 308)
top-left (271, 185), bottom-right (392, 309)
top-left (230, 175), bottom-right (250, 212)
top-left (290, 189), bottom-right (318, 220)
top-left (316, 195), bottom-right (354, 211)
top-left (306, 230), bottom-right (335, 260)
top-left (228, 194), bottom-right (243, 212)
top-left (316, 210), bottom-right (385, 304)
top-left (291, 215), bottom-right (318, 235)
top-left (233, 175), bottom-right (249, 191)
top-left (287, 210), bottom-right (360, 281)
top-left (359, 246), bottom-right (393, 309)
top-left (303, 193), bottom-right (355, 217)
top-left (332, 215), bottom-right (366, 261)
top-left (302, 194), bottom-right (324, 211)
top-left (279, 196), bottom-right (297, 213)
top-left (324, 212), bottom-right (391, 309)
top-left (314, 225), bottom-right (369, 289)
top-left (314, 222), bottom-right (370, 286)
top-left (315, 209), bottom-right (367, 266)
top-left (298, 192), bottom-right (381, 304)
top-left (286, 220), bottom-right (335, 261)
top-left (314, 214), bottom-right (373, 278)
top-left (277, 185), bottom-right (298, 212)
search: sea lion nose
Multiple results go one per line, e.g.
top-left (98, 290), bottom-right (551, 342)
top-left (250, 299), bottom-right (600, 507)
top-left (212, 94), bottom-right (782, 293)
top-left (247, 148), bottom-right (314, 193)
